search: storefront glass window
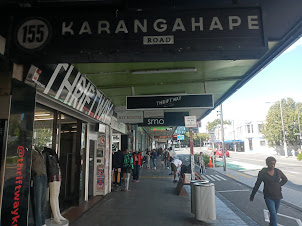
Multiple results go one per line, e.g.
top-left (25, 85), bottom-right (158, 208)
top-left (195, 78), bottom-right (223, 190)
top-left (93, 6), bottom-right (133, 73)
top-left (33, 105), bottom-right (54, 149)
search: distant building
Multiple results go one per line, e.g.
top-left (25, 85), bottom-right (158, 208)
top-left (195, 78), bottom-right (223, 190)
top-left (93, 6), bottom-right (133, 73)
top-left (211, 120), bottom-right (273, 152)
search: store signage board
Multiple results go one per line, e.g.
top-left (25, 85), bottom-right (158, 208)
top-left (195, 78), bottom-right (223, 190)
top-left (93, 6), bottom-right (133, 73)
top-left (150, 127), bottom-right (167, 131)
top-left (154, 136), bottom-right (170, 139)
top-left (185, 116), bottom-right (197, 128)
top-left (138, 112), bottom-right (189, 126)
top-left (143, 110), bottom-right (164, 118)
top-left (177, 135), bottom-right (185, 140)
top-left (111, 117), bottom-right (127, 134)
top-left (127, 94), bottom-right (213, 110)
top-left (25, 64), bottom-right (114, 124)
top-left (117, 111), bottom-right (143, 123)
top-left (8, 7), bottom-right (266, 63)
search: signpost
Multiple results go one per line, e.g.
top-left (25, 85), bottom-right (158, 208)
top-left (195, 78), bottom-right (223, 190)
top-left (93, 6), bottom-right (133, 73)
top-left (185, 116), bottom-right (197, 180)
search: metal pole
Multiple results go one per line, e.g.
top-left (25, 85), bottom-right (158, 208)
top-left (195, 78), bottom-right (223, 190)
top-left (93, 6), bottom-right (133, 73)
top-left (233, 120), bottom-right (236, 152)
top-left (190, 128), bottom-right (195, 180)
top-left (280, 100), bottom-right (288, 157)
top-left (297, 107), bottom-right (302, 149)
top-left (220, 104), bottom-right (226, 171)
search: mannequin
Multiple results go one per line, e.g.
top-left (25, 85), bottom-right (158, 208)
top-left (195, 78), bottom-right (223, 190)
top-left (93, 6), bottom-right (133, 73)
top-left (31, 146), bottom-right (47, 226)
top-left (43, 147), bottom-right (67, 224)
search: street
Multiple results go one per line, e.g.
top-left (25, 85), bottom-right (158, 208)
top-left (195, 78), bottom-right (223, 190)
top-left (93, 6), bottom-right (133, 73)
top-left (174, 147), bottom-right (302, 226)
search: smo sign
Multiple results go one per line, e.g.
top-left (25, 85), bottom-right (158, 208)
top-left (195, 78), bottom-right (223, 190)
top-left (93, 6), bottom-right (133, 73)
top-left (9, 7), bottom-right (266, 63)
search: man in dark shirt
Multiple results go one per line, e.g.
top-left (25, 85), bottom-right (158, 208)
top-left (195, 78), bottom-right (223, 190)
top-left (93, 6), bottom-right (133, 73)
top-left (112, 150), bottom-right (124, 190)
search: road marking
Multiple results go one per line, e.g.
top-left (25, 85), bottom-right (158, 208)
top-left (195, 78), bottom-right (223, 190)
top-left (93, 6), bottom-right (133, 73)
top-left (231, 156), bottom-right (301, 167)
top-left (210, 175), bottom-right (221, 181)
top-left (202, 175), bottom-right (213, 181)
top-left (283, 170), bottom-right (300, 175)
top-left (201, 174), bottom-right (227, 182)
top-left (236, 172), bottom-right (253, 178)
top-left (217, 189), bottom-right (250, 193)
top-left (264, 209), bottom-right (302, 226)
top-left (215, 175), bottom-right (227, 181)
top-left (225, 174), bottom-right (238, 180)
top-left (140, 176), bottom-right (172, 178)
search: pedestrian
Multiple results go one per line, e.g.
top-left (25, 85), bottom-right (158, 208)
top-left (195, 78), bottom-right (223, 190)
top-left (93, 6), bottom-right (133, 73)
top-left (112, 150), bottom-right (124, 191)
top-left (250, 156), bottom-right (288, 226)
top-left (152, 149), bottom-right (157, 169)
top-left (168, 147), bottom-right (176, 175)
top-left (171, 158), bottom-right (183, 182)
top-left (198, 152), bottom-right (206, 174)
top-left (145, 150), bottom-right (151, 169)
top-left (162, 149), bottom-right (168, 168)
top-left (132, 150), bottom-right (143, 182)
top-left (123, 150), bottom-right (133, 191)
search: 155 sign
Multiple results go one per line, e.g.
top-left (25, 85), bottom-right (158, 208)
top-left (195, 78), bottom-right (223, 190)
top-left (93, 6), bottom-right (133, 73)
top-left (16, 18), bottom-right (51, 50)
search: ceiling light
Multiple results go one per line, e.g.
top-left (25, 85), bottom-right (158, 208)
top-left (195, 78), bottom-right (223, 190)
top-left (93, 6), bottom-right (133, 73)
top-left (35, 113), bottom-right (51, 117)
top-left (131, 68), bottom-right (197, 75)
top-left (34, 117), bottom-right (54, 121)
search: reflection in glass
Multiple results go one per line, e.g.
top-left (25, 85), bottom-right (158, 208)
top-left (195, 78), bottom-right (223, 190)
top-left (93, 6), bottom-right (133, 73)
top-left (33, 105), bottom-right (54, 149)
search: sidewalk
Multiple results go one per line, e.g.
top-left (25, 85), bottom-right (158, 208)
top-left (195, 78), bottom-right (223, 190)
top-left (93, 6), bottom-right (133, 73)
top-left (212, 166), bottom-right (302, 211)
top-left (70, 160), bottom-right (258, 226)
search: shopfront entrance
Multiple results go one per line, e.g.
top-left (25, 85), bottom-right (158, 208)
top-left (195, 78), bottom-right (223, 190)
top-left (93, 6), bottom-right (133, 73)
top-left (33, 104), bottom-right (87, 214)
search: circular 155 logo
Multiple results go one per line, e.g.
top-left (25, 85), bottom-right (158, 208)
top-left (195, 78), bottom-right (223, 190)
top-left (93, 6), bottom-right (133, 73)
top-left (16, 18), bottom-right (50, 50)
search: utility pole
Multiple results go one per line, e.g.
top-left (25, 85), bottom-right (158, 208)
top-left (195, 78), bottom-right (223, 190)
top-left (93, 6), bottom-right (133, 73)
top-left (189, 128), bottom-right (195, 180)
top-left (217, 104), bottom-right (226, 171)
top-left (297, 106), bottom-right (302, 149)
top-left (233, 120), bottom-right (237, 152)
top-left (280, 100), bottom-right (288, 157)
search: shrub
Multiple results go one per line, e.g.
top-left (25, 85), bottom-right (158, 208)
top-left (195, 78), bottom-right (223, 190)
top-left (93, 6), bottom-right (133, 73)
top-left (297, 153), bottom-right (302, 161)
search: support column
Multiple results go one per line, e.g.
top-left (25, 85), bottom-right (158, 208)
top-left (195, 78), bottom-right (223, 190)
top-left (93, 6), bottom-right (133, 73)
top-left (1, 79), bottom-right (36, 225)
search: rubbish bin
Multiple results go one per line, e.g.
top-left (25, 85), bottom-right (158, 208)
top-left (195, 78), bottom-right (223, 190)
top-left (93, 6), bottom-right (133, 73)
top-left (190, 180), bottom-right (209, 214)
top-left (195, 183), bottom-right (216, 221)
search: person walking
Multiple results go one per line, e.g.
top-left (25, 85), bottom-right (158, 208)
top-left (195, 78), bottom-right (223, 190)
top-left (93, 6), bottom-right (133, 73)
top-left (123, 150), bottom-right (133, 191)
top-left (145, 150), bottom-right (151, 169)
top-left (132, 151), bottom-right (143, 182)
top-left (112, 150), bottom-right (124, 191)
top-left (198, 152), bottom-right (206, 174)
top-left (163, 149), bottom-right (169, 168)
top-left (152, 149), bottom-right (157, 170)
top-left (250, 156), bottom-right (288, 226)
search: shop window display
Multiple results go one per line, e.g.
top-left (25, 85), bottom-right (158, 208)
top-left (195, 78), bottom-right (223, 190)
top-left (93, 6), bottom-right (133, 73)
top-left (31, 105), bottom-right (68, 225)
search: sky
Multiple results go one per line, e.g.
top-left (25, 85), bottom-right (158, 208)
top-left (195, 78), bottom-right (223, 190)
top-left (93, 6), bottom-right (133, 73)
top-left (201, 37), bottom-right (302, 129)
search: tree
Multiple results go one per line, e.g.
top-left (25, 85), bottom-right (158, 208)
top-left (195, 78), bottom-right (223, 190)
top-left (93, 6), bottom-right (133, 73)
top-left (206, 119), bottom-right (231, 131)
top-left (262, 98), bottom-right (302, 147)
top-left (184, 132), bottom-right (209, 146)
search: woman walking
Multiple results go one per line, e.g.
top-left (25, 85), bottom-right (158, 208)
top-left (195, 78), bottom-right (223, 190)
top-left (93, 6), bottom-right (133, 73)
top-left (146, 150), bottom-right (151, 170)
top-left (250, 156), bottom-right (288, 226)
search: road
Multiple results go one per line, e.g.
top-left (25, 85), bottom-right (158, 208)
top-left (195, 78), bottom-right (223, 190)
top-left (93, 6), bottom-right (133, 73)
top-left (217, 151), bottom-right (302, 191)
top-left (174, 148), bottom-right (302, 226)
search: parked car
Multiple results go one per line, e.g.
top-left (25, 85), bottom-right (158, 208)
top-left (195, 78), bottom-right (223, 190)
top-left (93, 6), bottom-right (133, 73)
top-left (215, 149), bottom-right (230, 158)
